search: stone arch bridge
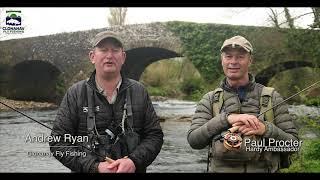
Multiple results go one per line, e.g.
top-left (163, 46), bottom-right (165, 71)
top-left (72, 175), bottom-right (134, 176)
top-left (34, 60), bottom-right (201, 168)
top-left (0, 22), bottom-right (318, 102)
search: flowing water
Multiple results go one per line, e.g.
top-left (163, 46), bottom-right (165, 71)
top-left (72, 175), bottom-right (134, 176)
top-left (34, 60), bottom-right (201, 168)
top-left (0, 100), bottom-right (318, 173)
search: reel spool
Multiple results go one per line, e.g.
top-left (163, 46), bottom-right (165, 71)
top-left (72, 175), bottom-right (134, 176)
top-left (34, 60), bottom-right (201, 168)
top-left (223, 132), bottom-right (242, 151)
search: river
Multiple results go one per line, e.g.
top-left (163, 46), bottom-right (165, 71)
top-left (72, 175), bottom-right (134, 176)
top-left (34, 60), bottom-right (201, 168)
top-left (0, 100), bottom-right (319, 173)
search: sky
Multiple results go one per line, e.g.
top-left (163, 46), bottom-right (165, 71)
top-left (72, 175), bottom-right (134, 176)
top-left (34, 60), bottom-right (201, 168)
top-left (0, 7), bottom-right (315, 41)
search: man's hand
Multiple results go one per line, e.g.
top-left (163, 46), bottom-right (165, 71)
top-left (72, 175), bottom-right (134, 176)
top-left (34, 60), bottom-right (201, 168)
top-left (232, 120), bottom-right (266, 136)
top-left (97, 161), bottom-right (118, 173)
top-left (107, 157), bottom-right (136, 173)
top-left (227, 114), bottom-right (260, 130)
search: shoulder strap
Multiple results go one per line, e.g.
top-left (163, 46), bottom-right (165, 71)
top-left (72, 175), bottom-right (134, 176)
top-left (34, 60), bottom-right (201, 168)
top-left (260, 86), bottom-right (275, 123)
top-left (212, 88), bottom-right (224, 116)
top-left (208, 87), bottom-right (223, 172)
top-left (86, 84), bottom-right (96, 134)
top-left (126, 87), bottom-right (133, 129)
top-left (121, 87), bottom-right (134, 134)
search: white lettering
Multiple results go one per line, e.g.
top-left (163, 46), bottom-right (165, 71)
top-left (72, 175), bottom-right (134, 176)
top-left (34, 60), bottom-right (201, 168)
top-left (64, 134), bottom-right (88, 144)
top-left (25, 133), bottom-right (61, 143)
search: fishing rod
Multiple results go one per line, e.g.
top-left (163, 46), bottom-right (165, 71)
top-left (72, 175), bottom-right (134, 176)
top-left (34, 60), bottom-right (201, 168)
top-left (0, 100), bottom-right (115, 163)
top-left (257, 80), bottom-right (320, 117)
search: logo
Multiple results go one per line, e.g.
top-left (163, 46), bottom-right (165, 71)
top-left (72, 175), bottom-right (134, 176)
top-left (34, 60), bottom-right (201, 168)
top-left (6, 11), bottom-right (22, 26)
top-left (82, 106), bottom-right (100, 113)
top-left (83, 107), bottom-right (88, 113)
top-left (2, 10), bottom-right (25, 34)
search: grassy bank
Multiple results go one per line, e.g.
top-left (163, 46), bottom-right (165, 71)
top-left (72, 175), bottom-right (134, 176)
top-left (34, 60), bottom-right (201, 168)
top-left (280, 139), bottom-right (320, 173)
top-left (280, 116), bottom-right (320, 173)
top-left (140, 57), bottom-right (221, 102)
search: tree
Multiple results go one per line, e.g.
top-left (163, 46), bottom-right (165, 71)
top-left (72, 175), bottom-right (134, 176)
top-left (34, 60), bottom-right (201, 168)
top-left (108, 8), bottom-right (127, 26)
top-left (284, 7), bottom-right (295, 29)
top-left (268, 8), bottom-right (281, 28)
top-left (311, 7), bottom-right (320, 28)
top-left (268, 8), bottom-right (318, 29)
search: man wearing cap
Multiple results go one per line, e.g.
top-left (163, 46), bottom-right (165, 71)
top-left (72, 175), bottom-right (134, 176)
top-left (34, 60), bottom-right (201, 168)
top-left (187, 35), bottom-right (298, 172)
top-left (50, 31), bottom-right (163, 173)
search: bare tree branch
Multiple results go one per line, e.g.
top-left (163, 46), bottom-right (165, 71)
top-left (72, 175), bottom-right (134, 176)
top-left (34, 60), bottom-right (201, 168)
top-left (108, 8), bottom-right (128, 26)
top-left (268, 8), bottom-right (280, 28)
top-left (279, 12), bottom-right (314, 26)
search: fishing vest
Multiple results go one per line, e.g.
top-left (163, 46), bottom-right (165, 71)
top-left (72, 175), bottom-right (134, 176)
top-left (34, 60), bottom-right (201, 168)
top-left (84, 83), bottom-right (140, 161)
top-left (212, 86), bottom-right (275, 124)
top-left (207, 86), bottom-right (276, 171)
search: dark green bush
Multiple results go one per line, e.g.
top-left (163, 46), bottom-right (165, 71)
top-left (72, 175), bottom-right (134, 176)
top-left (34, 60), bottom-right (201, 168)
top-left (180, 77), bottom-right (204, 95)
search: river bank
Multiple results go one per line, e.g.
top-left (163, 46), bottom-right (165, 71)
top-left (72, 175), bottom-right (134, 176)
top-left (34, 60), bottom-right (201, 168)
top-left (0, 96), bottom-right (58, 112)
top-left (0, 96), bottom-right (168, 112)
top-left (0, 96), bottom-right (192, 122)
top-left (1, 96), bottom-right (319, 122)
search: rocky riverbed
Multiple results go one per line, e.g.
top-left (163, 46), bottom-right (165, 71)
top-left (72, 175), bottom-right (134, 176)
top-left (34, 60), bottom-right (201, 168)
top-left (0, 97), bottom-right (58, 112)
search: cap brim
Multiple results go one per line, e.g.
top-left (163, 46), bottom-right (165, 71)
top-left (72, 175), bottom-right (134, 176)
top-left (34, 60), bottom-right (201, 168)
top-left (94, 36), bottom-right (123, 48)
top-left (221, 44), bottom-right (251, 53)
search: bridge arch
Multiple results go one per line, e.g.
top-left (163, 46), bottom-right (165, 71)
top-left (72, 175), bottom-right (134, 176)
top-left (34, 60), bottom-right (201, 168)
top-left (122, 47), bottom-right (182, 80)
top-left (255, 61), bottom-right (317, 85)
top-left (8, 60), bottom-right (61, 102)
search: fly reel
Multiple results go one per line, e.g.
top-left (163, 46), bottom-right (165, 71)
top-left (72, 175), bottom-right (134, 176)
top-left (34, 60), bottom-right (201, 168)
top-left (223, 126), bottom-right (243, 151)
top-left (223, 132), bottom-right (242, 151)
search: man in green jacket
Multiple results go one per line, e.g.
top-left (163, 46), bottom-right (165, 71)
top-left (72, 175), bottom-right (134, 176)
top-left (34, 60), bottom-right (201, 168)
top-left (187, 35), bottom-right (299, 173)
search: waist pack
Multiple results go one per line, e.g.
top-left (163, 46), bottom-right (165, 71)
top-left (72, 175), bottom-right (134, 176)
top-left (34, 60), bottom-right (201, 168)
top-left (109, 131), bottom-right (140, 159)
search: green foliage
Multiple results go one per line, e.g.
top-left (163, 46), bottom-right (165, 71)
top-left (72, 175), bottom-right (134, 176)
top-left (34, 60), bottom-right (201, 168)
top-left (166, 22), bottom-right (224, 82)
top-left (166, 21), bottom-right (289, 82)
top-left (297, 116), bottom-right (320, 133)
top-left (267, 68), bottom-right (320, 104)
top-left (304, 97), bottom-right (320, 107)
top-left (188, 89), bottom-right (205, 102)
top-left (166, 21), bottom-right (320, 104)
top-left (281, 115), bottom-right (320, 173)
top-left (281, 139), bottom-right (320, 173)
top-left (304, 140), bottom-right (320, 160)
top-left (285, 29), bottom-right (320, 64)
top-left (141, 58), bottom-right (204, 100)
top-left (180, 77), bottom-right (204, 95)
top-left (141, 59), bottom-right (182, 87)
top-left (180, 77), bottom-right (205, 101)
top-left (54, 73), bottom-right (67, 102)
top-left (146, 86), bottom-right (167, 97)
top-left (66, 59), bottom-right (94, 88)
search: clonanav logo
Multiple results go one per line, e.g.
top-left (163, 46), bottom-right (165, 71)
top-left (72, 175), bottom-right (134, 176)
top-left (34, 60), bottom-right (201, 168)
top-left (2, 10), bottom-right (25, 34)
top-left (6, 11), bottom-right (22, 26)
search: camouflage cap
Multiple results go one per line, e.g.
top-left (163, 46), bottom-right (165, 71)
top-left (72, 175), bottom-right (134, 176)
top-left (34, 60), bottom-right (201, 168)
top-left (92, 31), bottom-right (123, 48)
top-left (220, 35), bottom-right (253, 53)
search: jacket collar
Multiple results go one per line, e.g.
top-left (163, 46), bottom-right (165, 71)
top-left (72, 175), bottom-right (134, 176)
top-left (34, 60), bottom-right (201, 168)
top-left (86, 70), bottom-right (134, 95)
top-left (220, 73), bottom-right (256, 92)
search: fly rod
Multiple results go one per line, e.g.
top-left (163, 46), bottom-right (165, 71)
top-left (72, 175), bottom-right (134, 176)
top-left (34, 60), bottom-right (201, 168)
top-left (257, 80), bottom-right (320, 117)
top-left (0, 100), bottom-right (115, 163)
